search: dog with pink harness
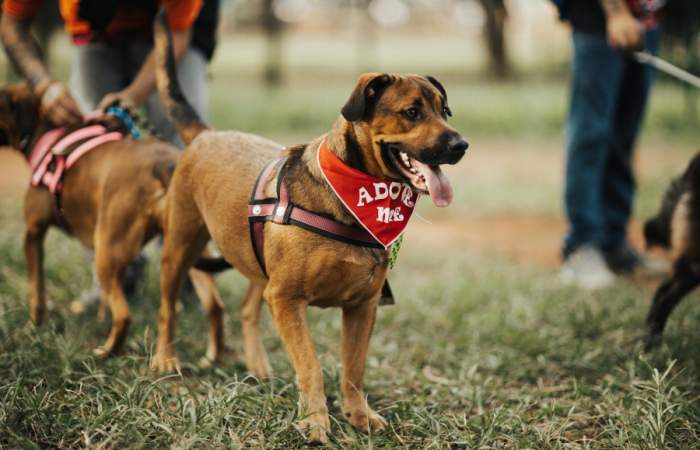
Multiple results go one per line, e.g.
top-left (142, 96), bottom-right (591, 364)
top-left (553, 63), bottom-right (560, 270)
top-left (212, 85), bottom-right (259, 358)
top-left (0, 84), bottom-right (227, 363)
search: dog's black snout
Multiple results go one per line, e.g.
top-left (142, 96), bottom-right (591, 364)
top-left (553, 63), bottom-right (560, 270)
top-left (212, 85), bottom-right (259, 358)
top-left (448, 137), bottom-right (468, 154)
top-left (444, 135), bottom-right (468, 164)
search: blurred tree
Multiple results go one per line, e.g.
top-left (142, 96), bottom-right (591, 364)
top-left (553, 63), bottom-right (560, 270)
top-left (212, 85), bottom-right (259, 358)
top-left (261, 0), bottom-right (284, 86)
top-left (661, 0), bottom-right (700, 122)
top-left (476, 0), bottom-right (510, 79)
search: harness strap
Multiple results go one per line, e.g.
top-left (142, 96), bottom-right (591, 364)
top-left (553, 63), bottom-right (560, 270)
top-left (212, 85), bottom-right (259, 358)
top-left (29, 128), bottom-right (65, 171)
top-left (28, 125), bottom-right (125, 233)
top-left (248, 157), bottom-right (285, 276)
top-left (247, 156), bottom-right (384, 278)
top-left (66, 132), bottom-right (122, 168)
top-left (52, 124), bottom-right (106, 155)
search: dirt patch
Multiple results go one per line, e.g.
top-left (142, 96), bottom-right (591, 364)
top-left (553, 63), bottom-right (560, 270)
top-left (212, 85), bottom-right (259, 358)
top-left (406, 214), bottom-right (652, 269)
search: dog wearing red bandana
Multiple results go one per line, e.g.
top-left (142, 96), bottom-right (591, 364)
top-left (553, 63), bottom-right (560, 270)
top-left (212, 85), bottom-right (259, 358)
top-left (152, 11), bottom-right (468, 444)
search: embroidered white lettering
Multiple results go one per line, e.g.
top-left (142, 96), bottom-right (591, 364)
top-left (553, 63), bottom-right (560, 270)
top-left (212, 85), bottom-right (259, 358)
top-left (357, 186), bottom-right (373, 207)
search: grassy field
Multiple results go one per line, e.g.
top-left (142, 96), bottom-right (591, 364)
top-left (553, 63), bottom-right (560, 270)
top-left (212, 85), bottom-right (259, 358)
top-left (2, 140), bottom-right (700, 448)
top-left (2, 28), bottom-right (700, 449)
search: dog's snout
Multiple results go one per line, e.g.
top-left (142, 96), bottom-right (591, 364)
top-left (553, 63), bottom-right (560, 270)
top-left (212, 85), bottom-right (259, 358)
top-left (444, 135), bottom-right (468, 164)
top-left (448, 137), bottom-right (468, 155)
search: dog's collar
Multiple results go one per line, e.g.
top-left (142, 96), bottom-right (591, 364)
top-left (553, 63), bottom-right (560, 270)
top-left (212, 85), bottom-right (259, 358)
top-left (316, 138), bottom-right (418, 248)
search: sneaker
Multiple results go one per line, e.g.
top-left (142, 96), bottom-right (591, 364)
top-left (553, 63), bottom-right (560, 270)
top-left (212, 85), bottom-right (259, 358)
top-left (70, 285), bottom-right (102, 315)
top-left (604, 243), bottom-right (643, 274)
top-left (604, 243), bottom-right (671, 276)
top-left (560, 245), bottom-right (615, 290)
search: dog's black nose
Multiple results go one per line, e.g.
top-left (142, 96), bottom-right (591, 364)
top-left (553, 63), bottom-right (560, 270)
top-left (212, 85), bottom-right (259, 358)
top-left (448, 137), bottom-right (468, 154)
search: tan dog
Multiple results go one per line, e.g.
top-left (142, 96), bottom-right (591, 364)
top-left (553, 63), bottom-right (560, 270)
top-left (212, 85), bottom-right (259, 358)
top-left (0, 84), bottom-right (227, 364)
top-left (153, 12), bottom-right (467, 443)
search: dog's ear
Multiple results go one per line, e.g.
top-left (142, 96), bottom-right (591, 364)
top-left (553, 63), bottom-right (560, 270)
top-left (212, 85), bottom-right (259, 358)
top-left (426, 75), bottom-right (451, 117)
top-left (341, 73), bottom-right (392, 122)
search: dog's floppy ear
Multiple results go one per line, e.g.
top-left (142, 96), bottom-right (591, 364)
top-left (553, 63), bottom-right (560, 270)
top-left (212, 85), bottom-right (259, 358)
top-left (426, 75), bottom-right (451, 117)
top-left (341, 73), bottom-right (392, 122)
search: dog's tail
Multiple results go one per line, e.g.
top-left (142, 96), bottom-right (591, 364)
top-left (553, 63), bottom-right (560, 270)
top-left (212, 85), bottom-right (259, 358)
top-left (192, 257), bottom-right (233, 273)
top-left (154, 9), bottom-right (207, 145)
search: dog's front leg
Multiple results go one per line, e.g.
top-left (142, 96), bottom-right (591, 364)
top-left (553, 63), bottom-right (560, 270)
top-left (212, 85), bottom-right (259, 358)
top-left (645, 258), bottom-right (700, 348)
top-left (24, 223), bottom-right (48, 325)
top-left (267, 294), bottom-right (329, 444)
top-left (341, 300), bottom-right (387, 433)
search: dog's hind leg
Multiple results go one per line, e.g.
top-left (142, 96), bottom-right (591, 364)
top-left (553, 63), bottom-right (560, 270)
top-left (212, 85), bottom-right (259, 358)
top-left (266, 293), bottom-right (329, 444)
top-left (645, 258), bottom-right (700, 348)
top-left (241, 282), bottom-right (271, 378)
top-left (153, 219), bottom-right (209, 372)
top-left (187, 267), bottom-right (227, 368)
top-left (340, 300), bottom-right (387, 433)
top-left (23, 197), bottom-right (51, 325)
top-left (92, 256), bottom-right (131, 358)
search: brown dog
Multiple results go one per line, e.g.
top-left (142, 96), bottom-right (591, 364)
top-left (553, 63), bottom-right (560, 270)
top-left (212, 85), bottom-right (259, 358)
top-left (153, 12), bottom-right (467, 443)
top-left (0, 84), bottom-right (227, 364)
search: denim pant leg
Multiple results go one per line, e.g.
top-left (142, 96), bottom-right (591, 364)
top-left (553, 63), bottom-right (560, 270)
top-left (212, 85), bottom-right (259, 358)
top-left (601, 28), bottom-right (660, 251)
top-left (69, 43), bottom-right (128, 112)
top-left (563, 31), bottom-right (625, 256)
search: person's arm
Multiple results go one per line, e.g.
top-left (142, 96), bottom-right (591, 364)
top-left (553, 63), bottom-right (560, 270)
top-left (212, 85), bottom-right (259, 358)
top-left (0, 13), bottom-right (83, 125)
top-left (599, 0), bottom-right (642, 49)
top-left (96, 30), bottom-right (190, 110)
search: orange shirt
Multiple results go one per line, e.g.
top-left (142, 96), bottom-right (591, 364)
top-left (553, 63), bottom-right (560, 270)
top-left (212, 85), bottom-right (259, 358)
top-left (3, 0), bottom-right (202, 40)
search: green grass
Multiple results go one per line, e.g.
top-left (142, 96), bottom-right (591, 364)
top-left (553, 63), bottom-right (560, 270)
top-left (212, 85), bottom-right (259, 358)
top-left (2, 28), bottom-right (700, 449)
top-left (1, 191), bottom-right (700, 448)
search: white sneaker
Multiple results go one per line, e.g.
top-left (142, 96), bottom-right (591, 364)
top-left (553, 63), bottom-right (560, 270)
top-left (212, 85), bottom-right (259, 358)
top-left (560, 245), bottom-right (615, 290)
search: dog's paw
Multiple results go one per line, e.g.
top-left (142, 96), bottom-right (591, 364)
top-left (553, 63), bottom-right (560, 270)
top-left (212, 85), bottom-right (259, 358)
top-left (343, 407), bottom-right (387, 433)
top-left (93, 346), bottom-right (113, 359)
top-left (246, 354), bottom-right (273, 379)
top-left (296, 413), bottom-right (330, 445)
top-left (150, 353), bottom-right (181, 373)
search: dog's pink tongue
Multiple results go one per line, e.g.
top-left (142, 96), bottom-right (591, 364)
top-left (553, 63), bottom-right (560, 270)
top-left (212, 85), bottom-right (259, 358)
top-left (412, 159), bottom-right (453, 207)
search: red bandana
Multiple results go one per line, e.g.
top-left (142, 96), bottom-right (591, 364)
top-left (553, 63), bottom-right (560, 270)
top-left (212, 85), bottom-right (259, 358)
top-left (317, 139), bottom-right (418, 249)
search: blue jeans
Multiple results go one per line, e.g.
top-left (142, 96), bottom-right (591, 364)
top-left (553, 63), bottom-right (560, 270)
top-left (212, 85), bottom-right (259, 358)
top-left (563, 29), bottom-right (660, 257)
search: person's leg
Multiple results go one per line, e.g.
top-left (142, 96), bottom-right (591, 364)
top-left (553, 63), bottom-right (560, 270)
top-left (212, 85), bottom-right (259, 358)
top-left (602, 28), bottom-right (661, 256)
top-left (563, 31), bottom-right (625, 257)
top-left (69, 43), bottom-right (128, 112)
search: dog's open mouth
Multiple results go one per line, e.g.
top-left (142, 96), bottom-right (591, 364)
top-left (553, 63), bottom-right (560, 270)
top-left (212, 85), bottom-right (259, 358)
top-left (385, 146), bottom-right (453, 207)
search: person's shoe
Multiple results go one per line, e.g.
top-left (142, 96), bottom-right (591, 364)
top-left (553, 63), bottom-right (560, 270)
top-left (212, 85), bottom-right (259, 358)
top-left (604, 243), bottom-right (644, 274)
top-left (604, 243), bottom-right (671, 276)
top-left (560, 245), bottom-right (615, 290)
top-left (70, 285), bottom-right (102, 315)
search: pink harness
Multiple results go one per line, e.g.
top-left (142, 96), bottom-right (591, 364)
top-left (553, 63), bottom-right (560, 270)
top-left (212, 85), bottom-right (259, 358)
top-left (28, 124), bottom-right (123, 229)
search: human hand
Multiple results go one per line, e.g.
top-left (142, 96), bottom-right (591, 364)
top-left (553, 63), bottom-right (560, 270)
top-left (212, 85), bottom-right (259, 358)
top-left (96, 89), bottom-right (138, 113)
top-left (606, 11), bottom-right (642, 50)
top-left (37, 81), bottom-right (83, 127)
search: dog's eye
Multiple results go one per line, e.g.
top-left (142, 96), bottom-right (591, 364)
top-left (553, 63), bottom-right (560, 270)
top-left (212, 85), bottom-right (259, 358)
top-left (403, 108), bottom-right (420, 120)
top-left (443, 106), bottom-right (452, 117)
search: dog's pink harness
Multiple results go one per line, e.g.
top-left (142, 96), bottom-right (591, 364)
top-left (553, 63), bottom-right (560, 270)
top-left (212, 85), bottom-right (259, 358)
top-left (28, 124), bottom-right (123, 229)
top-left (247, 155), bottom-right (395, 304)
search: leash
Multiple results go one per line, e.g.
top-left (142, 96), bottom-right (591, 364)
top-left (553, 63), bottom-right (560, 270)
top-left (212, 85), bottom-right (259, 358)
top-left (634, 51), bottom-right (700, 89)
top-left (104, 102), bottom-right (163, 140)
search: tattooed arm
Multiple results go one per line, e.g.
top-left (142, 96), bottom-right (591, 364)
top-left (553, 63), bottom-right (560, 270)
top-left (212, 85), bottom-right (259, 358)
top-left (0, 14), bottom-right (82, 125)
top-left (598, 0), bottom-right (641, 49)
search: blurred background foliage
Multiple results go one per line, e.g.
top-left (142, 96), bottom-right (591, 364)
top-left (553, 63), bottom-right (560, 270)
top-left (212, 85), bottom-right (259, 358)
top-left (2, 0), bottom-right (700, 142)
